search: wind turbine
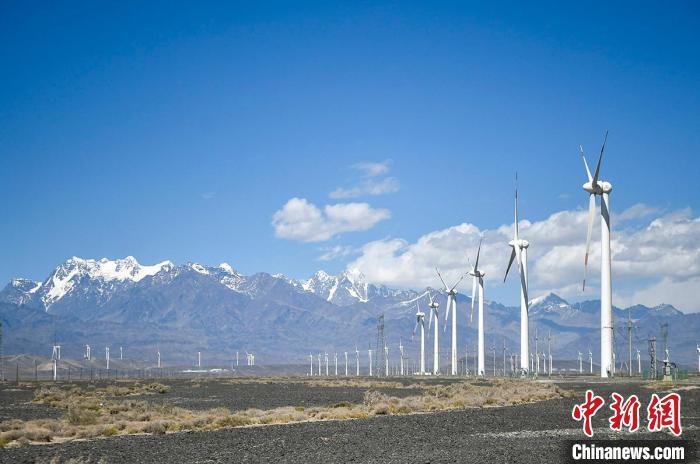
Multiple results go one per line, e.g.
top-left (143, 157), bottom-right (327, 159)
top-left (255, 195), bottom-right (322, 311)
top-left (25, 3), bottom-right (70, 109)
top-left (697, 343), bottom-right (700, 373)
top-left (344, 351), bottom-right (348, 376)
top-left (106, 346), bottom-right (110, 371)
top-left (580, 131), bottom-right (614, 377)
top-left (51, 343), bottom-right (60, 381)
top-left (309, 353), bottom-right (313, 376)
top-left (317, 353), bottom-right (321, 376)
top-left (157, 346), bottom-right (161, 369)
top-left (368, 348), bottom-right (373, 376)
top-left (636, 348), bottom-right (642, 375)
top-left (84, 344), bottom-right (91, 361)
top-left (334, 352), bottom-right (338, 376)
top-left (355, 346), bottom-right (360, 376)
top-left (588, 348), bottom-right (593, 374)
top-left (468, 239), bottom-right (486, 376)
top-left (399, 339), bottom-right (405, 376)
top-left (324, 352), bottom-right (329, 376)
top-left (504, 175), bottom-right (530, 374)
top-left (578, 351), bottom-right (583, 374)
top-left (436, 269), bottom-right (466, 375)
top-left (413, 304), bottom-right (426, 375)
top-left (427, 292), bottom-right (440, 375)
top-left (384, 345), bottom-right (389, 377)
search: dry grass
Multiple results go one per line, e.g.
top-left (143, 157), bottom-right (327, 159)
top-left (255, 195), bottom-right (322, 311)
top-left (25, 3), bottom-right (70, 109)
top-left (0, 379), bottom-right (569, 448)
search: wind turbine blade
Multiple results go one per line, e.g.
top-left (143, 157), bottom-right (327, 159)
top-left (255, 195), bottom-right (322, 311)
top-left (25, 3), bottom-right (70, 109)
top-left (428, 308), bottom-right (433, 331)
top-left (450, 273), bottom-right (466, 292)
top-left (503, 248), bottom-right (516, 282)
top-left (444, 294), bottom-right (451, 332)
top-left (474, 239), bottom-right (482, 271)
top-left (470, 275), bottom-right (477, 324)
top-left (412, 319), bottom-right (419, 340)
top-left (583, 193), bottom-right (596, 291)
top-left (514, 185), bottom-right (520, 241)
top-left (592, 130), bottom-right (608, 185)
top-left (435, 268), bottom-right (449, 291)
top-left (580, 145), bottom-right (593, 182)
top-left (518, 257), bottom-right (528, 313)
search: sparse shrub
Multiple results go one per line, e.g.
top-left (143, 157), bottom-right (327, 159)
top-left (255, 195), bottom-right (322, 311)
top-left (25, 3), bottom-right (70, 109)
top-left (363, 390), bottom-right (389, 407)
top-left (372, 403), bottom-right (390, 415)
top-left (102, 425), bottom-right (118, 437)
top-left (332, 401), bottom-right (352, 408)
top-left (144, 421), bottom-right (166, 435)
top-left (67, 407), bottom-right (99, 425)
top-left (294, 406), bottom-right (305, 412)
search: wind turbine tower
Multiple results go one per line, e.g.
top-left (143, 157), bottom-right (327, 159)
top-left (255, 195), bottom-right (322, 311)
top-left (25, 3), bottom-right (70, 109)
top-left (504, 176), bottom-right (530, 374)
top-left (534, 329), bottom-right (539, 374)
top-left (85, 344), bottom-right (91, 360)
top-left (580, 131), bottom-right (614, 377)
top-left (413, 304), bottom-right (426, 375)
top-left (578, 351), bottom-right (583, 374)
top-left (344, 351), bottom-right (348, 376)
top-left (368, 348), bottom-right (373, 376)
top-left (120, 346), bottom-right (123, 360)
top-left (636, 348), bottom-right (642, 374)
top-left (589, 348), bottom-right (593, 373)
top-left (157, 348), bottom-right (161, 369)
top-left (427, 292), bottom-right (440, 375)
top-left (355, 346), bottom-right (359, 376)
top-left (384, 345), bottom-right (389, 377)
top-left (334, 352), bottom-right (338, 376)
top-left (106, 346), bottom-right (110, 371)
top-left (436, 269), bottom-right (466, 375)
top-left (309, 354), bottom-right (313, 376)
top-left (468, 240), bottom-right (486, 376)
top-left (51, 343), bottom-right (61, 381)
top-left (547, 330), bottom-right (553, 376)
top-left (399, 339), bottom-right (405, 376)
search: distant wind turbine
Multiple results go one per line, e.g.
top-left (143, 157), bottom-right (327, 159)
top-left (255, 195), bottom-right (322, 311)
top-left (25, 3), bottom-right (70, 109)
top-left (413, 304), bottom-right (426, 375)
top-left (436, 268), bottom-right (466, 375)
top-left (579, 131), bottom-right (614, 378)
top-left (468, 239), bottom-right (486, 376)
top-left (427, 292), bottom-right (440, 375)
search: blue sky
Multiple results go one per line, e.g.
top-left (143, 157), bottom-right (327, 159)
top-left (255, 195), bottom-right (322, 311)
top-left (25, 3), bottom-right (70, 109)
top-left (1, 2), bottom-right (699, 310)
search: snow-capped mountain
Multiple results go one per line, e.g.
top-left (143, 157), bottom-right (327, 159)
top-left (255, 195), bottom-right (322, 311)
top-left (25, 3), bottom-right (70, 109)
top-left (0, 256), bottom-right (697, 366)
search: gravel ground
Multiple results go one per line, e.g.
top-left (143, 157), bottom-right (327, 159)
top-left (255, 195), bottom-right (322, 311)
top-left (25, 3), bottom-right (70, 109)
top-left (1, 379), bottom-right (698, 463)
top-left (0, 385), bottom-right (62, 421)
top-left (121, 379), bottom-right (421, 411)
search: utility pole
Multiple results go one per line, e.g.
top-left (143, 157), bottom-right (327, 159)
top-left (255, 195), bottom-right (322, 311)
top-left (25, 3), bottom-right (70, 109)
top-left (547, 330), bottom-right (552, 377)
top-left (502, 339), bottom-right (507, 377)
top-left (492, 341), bottom-right (496, 377)
top-left (626, 308), bottom-right (632, 376)
top-left (535, 328), bottom-right (539, 374)
top-left (648, 337), bottom-right (657, 379)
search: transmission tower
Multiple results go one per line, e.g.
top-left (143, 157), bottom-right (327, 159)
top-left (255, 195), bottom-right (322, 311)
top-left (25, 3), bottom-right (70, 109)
top-left (648, 336), bottom-right (657, 379)
top-left (374, 314), bottom-right (386, 377)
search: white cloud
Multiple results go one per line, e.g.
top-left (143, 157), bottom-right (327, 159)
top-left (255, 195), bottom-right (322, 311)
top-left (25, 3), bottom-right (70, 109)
top-left (347, 204), bottom-right (700, 313)
top-left (317, 245), bottom-right (355, 261)
top-left (329, 160), bottom-right (399, 199)
top-left (330, 177), bottom-right (400, 199)
top-left (353, 161), bottom-right (391, 177)
top-left (272, 198), bottom-right (390, 242)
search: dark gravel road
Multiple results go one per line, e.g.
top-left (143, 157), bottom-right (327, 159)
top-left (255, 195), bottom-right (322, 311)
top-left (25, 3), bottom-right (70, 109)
top-left (2, 380), bottom-right (698, 463)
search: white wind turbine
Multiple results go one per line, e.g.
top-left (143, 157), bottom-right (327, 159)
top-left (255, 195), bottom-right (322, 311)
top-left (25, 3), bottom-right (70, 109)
top-left (579, 131), bottom-right (614, 378)
top-left (427, 292), bottom-right (440, 375)
top-left (588, 348), bottom-right (593, 374)
top-left (344, 351), bottom-right (348, 376)
top-left (399, 339), bottom-right (405, 376)
top-left (106, 346), bottom-right (110, 371)
top-left (368, 348), bottom-right (373, 376)
top-left (355, 346), bottom-right (360, 376)
top-left (324, 352), bottom-right (329, 376)
top-left (309, 353), bottom-right (313, 376)
top-left (468, 239), bottom-right (486, 376)
top-left (384, 345), bottom-right (389, 376)
top-left (436, 269), bottom-right (466, 375)
top-left (318, 353), bottom-right (321, 376)
top-left (334, 352), bottom-right (338, 376)
top-left (413, 304), bottom-right (426, 375)
top-left (84, 344), bottom-right (91, 361)
top-left (637, 348), bottom-right (642, 374)
top-left (157, 346), bottom-right (161, 369)
top-left (503, 177), bottom-right (530, 374)
top-left (578, 351), bottom-right (583, 374)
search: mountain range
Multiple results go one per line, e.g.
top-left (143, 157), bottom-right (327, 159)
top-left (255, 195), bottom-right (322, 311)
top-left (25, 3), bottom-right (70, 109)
top-left (1, 256), bottom-right (698, 368)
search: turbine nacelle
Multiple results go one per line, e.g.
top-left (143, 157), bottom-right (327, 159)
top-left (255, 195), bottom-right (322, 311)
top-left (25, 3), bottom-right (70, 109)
top-left (582, 180), bottom-right (612, 194)
top-left (508, 239), bottom-right (529, 249)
